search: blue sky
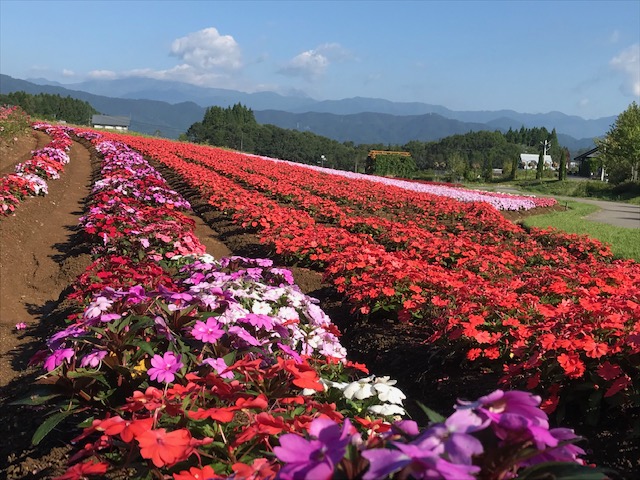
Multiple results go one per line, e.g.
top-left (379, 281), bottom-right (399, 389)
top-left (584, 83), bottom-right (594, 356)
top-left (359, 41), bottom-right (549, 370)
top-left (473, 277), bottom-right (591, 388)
top-left (1, 0), bottom-right (638, 119)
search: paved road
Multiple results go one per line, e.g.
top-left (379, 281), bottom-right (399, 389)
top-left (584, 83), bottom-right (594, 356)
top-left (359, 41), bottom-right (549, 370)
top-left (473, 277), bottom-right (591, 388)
top-left (492, 187), bottom-right (640, 229)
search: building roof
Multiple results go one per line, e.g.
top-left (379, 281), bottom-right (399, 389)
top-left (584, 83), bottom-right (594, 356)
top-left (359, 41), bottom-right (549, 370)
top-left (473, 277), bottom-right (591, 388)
top-left (573, 147), bottom-right (599, 161)
top-left (91, 115), bottom-right (131, 127)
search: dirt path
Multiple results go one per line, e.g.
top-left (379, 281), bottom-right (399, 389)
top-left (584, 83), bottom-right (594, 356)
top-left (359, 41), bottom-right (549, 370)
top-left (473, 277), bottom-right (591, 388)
top-left (0, 132), bottom-right (236, 389)
top-left (0, 131), bottom-right (93, 387)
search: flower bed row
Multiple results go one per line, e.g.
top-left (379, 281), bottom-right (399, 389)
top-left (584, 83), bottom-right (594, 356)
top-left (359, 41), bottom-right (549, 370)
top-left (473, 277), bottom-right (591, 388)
top-left (95, 133), bottom-right (640, 422)
top-left (19, 125), bottom-right (602, 479)
top-left (248, 153), bottom-right (558, 211)
top-left (0, 122), bottom-right (72, 216)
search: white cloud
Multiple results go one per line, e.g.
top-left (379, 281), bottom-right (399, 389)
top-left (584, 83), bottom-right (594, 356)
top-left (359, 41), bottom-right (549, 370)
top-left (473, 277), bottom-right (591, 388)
top-left (279, 43), bottom-right (351, 81)
top-left (610, 44), bottom-right (640, 97)
top-left (62, 69), bottom-right (75, 77)
top-left (170, 27), bottom-right (242, 71)
top-left (279, 50), bottom-right (329, 80)
top-left (124, 65), bottom-right (228, 87)
top-left (578, 98), bottom-right (590, 108)
top-left (88, 70), bottom-right (117, 79)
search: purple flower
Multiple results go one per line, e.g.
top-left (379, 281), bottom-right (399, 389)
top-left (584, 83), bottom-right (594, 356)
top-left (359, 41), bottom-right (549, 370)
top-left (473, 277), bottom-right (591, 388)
top-left (191, 317), bottom-right (224, 343)
top-left (522, 428), bottom-right (586, 465)
top-left (201, 357), bottom-right (234, 379)
top-left (99, 313), bottom-right (122, 323)
top-left (277, 342), bottom-right (302, 363)
top-left (457, 389), bottom-right (556, 450)
top-left (362, 442), bottom-right (480, 480)
top-left (240, 313), bottom-right (274, 330)
top-left (274, 418), bottom-right (352, 480)
top-left (80, 350), bottom-right (107, 368)
top-left (389, 410), bottom-right (485, 468)
top-left (47, 325), bottom-right (85, 350)
top-left (147, 351), bottom-right (183, 383)
top-left (44, 348), bottom-right (75, 372)
top-left (154, 316), bottom-right (175, 341)
top-left (228, 325), bottom-right (261, 346)
top-left (459, 390), bottom-right (548, 429)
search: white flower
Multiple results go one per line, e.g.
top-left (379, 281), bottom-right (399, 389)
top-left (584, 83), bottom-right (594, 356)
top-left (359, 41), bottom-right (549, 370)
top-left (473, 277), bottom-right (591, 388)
top-left (323, 379), bottom-right (348, 390)
top-left (368, 403), bottom-right (406, 416)
top-left (251, 301), bottom-right (272, 315)
top-left (373, 377), bottom-right (406, 405)
top-left (343, 376), bottom-right (376, 400)
top-left (84, 296), bottom-right (113, 319)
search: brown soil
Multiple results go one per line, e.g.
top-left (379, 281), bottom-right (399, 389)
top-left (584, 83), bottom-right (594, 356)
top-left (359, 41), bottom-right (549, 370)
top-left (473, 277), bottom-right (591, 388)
top-left (0, 133), bottom-right (636, 479)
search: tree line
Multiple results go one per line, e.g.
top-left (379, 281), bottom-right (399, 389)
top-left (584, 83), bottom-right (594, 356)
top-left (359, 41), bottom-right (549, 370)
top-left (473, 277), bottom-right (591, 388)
top-left (183, 103), bottom-right (574, 182)
top-left (0, 91), bottom-right (98, 125)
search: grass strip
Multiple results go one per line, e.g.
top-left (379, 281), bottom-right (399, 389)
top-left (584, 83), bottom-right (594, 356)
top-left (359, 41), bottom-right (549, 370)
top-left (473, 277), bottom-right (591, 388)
top-left (522, 200), bottom-right (640, 262)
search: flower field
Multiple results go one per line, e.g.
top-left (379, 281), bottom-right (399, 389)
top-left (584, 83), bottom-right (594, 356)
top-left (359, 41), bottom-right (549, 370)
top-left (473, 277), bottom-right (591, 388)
top-left (1, 117), bottom-right (638, 479)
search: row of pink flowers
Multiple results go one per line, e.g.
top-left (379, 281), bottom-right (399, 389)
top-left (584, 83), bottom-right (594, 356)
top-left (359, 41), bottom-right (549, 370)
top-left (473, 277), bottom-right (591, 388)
top-left (249, 154), bottom-right (558, 211)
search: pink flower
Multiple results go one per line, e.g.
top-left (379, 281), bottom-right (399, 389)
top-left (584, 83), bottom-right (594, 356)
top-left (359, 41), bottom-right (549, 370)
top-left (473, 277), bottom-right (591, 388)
top-left (15, 322), bottom-right (27, 330)
top-left (80, 350), bottom-right (108, 368)
top-left (201, 357), bottom-right (234, 379)
top-left (147, 351), bottom-right (183, 384)
top-left (44, 348), bottom-right (74, 371)
top-left (191, 317), bottom-right (224, 343)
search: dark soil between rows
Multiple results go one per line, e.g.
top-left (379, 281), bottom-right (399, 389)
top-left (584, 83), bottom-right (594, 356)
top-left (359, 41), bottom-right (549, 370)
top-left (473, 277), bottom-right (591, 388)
top-left (0, 132), bottom-right (636, 479)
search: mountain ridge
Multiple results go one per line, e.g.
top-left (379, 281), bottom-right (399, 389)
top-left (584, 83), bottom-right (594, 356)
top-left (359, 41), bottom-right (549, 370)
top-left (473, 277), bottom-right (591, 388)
top-left (1, 74), bottom-right (602, 149)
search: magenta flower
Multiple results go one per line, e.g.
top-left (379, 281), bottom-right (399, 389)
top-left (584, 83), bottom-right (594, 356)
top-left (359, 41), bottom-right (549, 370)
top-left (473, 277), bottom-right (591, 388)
top-left (201, 357), bottom-right (234, 379)
top-left (228, 325), bottom-right (261, 346)
top-left (457, 389), bottom-right (558, 450)
top-left (80, 350), bottom-right (108, 368)
top-left (15, 322), bottom-right (27, 330)
top-left (147, 351), bottom-right (183, 383)
top-left (44, 348), bottom-right (75, 372)
top-left (362, 442), bottom-right (480, 480)
top-left (240, 313), bottom-right (274, 330)
top-left (191, 317), bottom-right (224, 343)
top-left (274, 418), bottom-right (352, 479)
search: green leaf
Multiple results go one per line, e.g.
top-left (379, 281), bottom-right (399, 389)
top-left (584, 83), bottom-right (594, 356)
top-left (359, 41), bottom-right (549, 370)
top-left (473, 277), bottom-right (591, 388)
top-left (415, 401), bottom-right (446, 423)
top-left (517, 461), bottom-right (613, 480)
top-left (130, 339), bottom-right (156, 357)
top-left (32, 409), bottom-right (77, 446)
top-left (10, 392), bottom-right (62, 406)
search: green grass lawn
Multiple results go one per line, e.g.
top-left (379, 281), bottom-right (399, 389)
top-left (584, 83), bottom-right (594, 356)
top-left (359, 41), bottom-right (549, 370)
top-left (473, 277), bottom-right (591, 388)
top-left (522, 200), bottom-right (640, 262)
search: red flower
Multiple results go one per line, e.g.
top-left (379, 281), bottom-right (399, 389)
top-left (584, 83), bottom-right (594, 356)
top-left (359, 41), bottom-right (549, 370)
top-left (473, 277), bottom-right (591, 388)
top-left (53, 460), bottom-right (109, 480)
top-left (557, 353), bottom-right (586, 379)
top-left (605, 375), bottom-right (631, 398)
top-left (583, 339), bottom-right (609, 359)
top-left (97, 416), bottom-right (153, 443)
top-left (597, 361), bottom-right (623, 381)
top-left (173, 465), bottom-right (219, 480)
top-left (232, 458), bottom-right (277, 479)
top-left (137, 428), bottom-right (193, 467)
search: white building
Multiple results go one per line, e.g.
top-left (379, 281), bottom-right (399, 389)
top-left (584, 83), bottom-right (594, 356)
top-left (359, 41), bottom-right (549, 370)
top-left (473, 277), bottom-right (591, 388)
top-left (520, 153), bottom-right (554, 170)
top-left (91, 115), bottom-right (130, 131)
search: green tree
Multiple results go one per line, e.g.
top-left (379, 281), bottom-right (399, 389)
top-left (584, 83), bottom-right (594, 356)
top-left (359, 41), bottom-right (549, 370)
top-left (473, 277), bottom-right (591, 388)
top-left (558, 147), bottom-right (568, 181)
top-left (536, 150), bottom-right (545, 179)
top-left (596, 101), bottom-right (640, 183)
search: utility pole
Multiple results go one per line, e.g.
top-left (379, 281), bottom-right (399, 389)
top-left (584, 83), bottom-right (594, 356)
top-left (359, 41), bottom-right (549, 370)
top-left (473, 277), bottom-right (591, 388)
top-left (542, 139), bottom-right (550, 156)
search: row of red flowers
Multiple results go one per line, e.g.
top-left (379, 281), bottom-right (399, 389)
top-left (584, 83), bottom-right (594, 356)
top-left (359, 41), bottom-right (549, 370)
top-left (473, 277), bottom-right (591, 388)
top-left (16, 126), bottom-right (603, 479)
top-left (0, 122), bottom-right (72, 216)
top-left (95, 133), bottom-right (639, 424)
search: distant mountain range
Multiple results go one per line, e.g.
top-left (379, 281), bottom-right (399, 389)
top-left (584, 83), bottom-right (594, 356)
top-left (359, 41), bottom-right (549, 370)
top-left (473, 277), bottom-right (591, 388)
top-left (1, 74), bottom-right (610, 150)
